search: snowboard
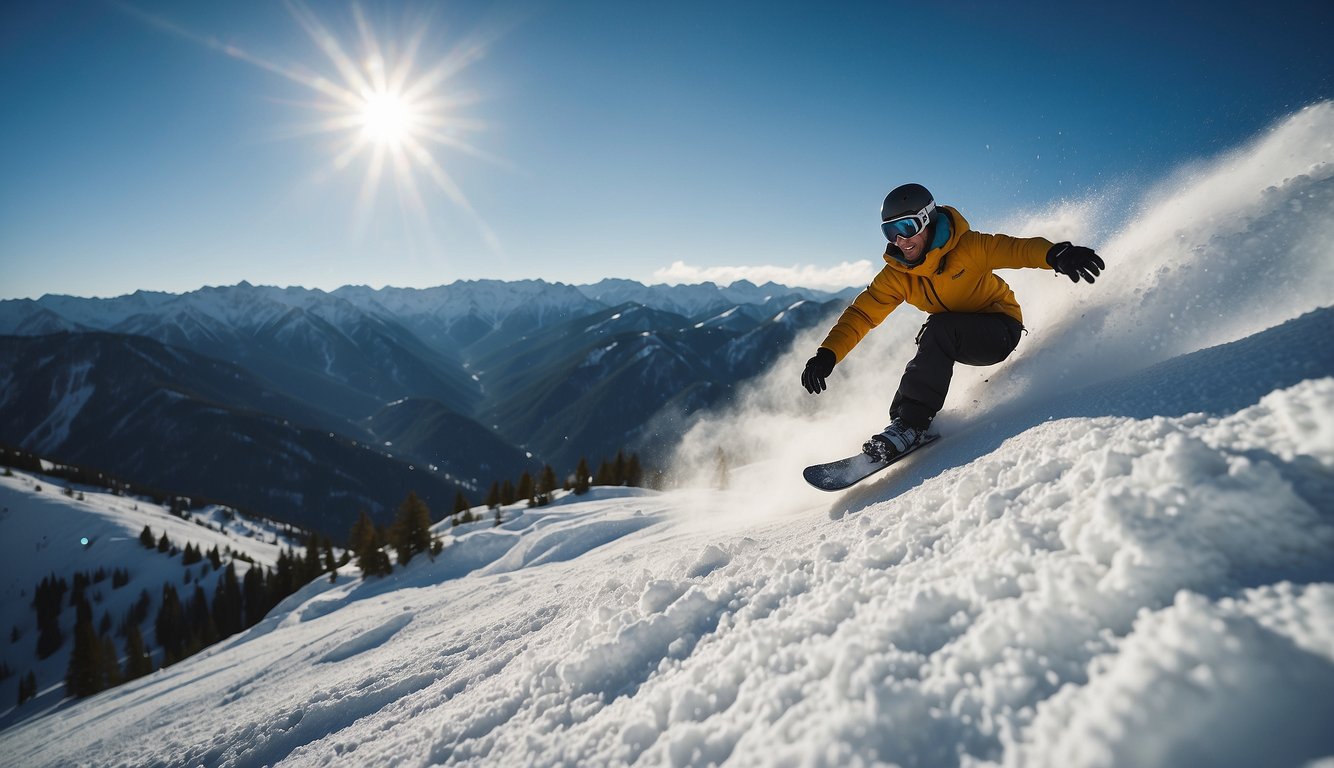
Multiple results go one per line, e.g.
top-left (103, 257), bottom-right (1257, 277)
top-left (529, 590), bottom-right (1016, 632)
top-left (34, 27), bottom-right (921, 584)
top-left (802, 433), bottom-right (940, 491)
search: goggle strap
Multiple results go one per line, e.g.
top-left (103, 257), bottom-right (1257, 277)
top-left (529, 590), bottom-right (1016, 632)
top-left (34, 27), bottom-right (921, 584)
top-left (886, 203), bottom-right (934, 228)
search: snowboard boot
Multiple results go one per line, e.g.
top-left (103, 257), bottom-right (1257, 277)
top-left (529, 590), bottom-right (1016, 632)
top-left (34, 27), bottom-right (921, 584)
top-left (862, 419), bottom-right (924, 463)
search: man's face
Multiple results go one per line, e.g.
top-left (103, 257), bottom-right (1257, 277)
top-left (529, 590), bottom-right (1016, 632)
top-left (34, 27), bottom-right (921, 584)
top-left (894, 228), bottom-right (929, 262)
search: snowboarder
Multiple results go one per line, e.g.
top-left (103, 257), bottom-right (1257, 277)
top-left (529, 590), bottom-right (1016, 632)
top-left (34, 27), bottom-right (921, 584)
top-left (801, 183), bottom-right (1104, 462)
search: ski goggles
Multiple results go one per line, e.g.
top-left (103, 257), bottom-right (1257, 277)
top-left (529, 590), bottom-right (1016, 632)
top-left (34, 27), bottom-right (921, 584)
top-left (881, 202), bottom-right (935, 241)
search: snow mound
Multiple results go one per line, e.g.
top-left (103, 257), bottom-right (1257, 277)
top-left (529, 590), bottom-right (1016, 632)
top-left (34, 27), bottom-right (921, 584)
top-left (1015, 585), bottom-right (1334, 768)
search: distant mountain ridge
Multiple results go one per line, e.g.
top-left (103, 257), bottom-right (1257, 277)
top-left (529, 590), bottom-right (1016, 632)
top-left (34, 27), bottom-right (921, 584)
top-left (0, 278), bottom-right (854, 337)
top-left (0, 278), bottom-right (855, 532)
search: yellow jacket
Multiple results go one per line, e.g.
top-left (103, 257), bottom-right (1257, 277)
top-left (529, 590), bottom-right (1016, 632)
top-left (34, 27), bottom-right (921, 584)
top-left (820, 205), bottom-right (1054, 362)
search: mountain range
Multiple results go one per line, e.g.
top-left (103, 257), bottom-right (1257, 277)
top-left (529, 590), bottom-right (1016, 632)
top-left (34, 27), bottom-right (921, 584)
top-left (0, 279), bottom-right (855, 535)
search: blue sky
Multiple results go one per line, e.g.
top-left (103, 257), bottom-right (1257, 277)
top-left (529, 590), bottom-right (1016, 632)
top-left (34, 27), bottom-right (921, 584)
top-left (1, 0), bottom-right (1330, 299)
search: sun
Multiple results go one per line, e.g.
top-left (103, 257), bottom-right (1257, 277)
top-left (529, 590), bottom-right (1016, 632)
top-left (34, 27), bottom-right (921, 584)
top-left (358, 88), bottom-right (417, 148)
top-left (110, 1), bottom-right (503, 238)
top-left (265, 2), bottom-right (502, 235)
top-left (110, 1), bottom-right (505, 249)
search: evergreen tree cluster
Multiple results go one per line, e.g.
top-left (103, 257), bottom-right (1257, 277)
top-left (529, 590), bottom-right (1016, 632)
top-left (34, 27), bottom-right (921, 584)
top-left (469, 450), bottom-right (648, 526)
top-left (5, 446), bottom-right (657, 706)
top-left (33, 574), bottom-right (68, 659)
top-left (65, 595), bottom-right (121, 697)
top-left (590, 450), bottom-right (643, 488)
top-left (16, 671), bottom-right (38, 706)
top-left (15, 527), bottom-right (342, 706)
top-left (345, 492), bottom-right (441, 576)
top-left (24, 563), bottom-right (139, 701)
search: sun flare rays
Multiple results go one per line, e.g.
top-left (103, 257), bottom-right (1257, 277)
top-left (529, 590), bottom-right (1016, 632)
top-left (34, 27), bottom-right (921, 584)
top-left (278, 1), bottom-right (498, 232)
top-left (112, 0), bottom-right (504, 247)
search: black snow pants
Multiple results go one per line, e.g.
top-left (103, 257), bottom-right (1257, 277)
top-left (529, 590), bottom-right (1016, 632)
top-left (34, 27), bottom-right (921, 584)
top-left (890, 312), bottom-right (1024, 429)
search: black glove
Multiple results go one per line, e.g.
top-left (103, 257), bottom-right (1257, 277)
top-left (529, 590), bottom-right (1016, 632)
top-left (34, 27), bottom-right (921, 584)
top-left (1046, 242), bottom-right (1105, 283)
top-left (801, 348), bottom-right (836, 394)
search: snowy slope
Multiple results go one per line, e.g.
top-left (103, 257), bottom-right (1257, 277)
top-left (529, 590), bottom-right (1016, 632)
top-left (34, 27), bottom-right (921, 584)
top-left (2, 104), bottom-right (1332, 767)
top-left (0, 470), bottom-right (304, 727)
top-left (2, 377), bottom-right (1330, 767)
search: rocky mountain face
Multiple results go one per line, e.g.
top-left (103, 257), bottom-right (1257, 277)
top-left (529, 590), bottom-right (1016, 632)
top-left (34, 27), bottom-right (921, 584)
top-left (0, 279), bottom-right (854, 534)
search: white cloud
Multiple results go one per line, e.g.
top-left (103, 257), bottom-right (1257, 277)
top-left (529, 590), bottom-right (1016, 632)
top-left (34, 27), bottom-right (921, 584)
top-left (650, 260), bottom-right (876, 291)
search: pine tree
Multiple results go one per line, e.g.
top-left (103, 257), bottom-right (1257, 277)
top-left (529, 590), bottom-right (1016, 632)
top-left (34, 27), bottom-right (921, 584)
top-left (122, 624), bottom-right (153, 681)
top-left (453, 491), bottom-right (471, 524)
top-left (517, 472), bottom-right (535, 507)
top-left (270, 549), bottom-right (296, 606)
top-left (100, 635), bottom-right (122, 689)
top-left (594, 459), bottom-right (614, 487)
top-left (323, 538), bottom-right (338, 583)
top-left (34, 574), bottom-right (68, 659)
top-left (302, 533), bottom-right (322, 584)
top-left (155, 584), bottom-right (185, 666)
top-left (125, 588), bottom-right (152, 630)
top-left (207, 546), bottom-right (223, 570)
top-left (359, 527), bottom-right (393, 577)
top-left (348, 511), bottom-right (376, 565)
top-left (485, 482), bottom-right (501, 509)
top-left (65, 597), bottom-right (103, 697)
top-left (71, 571), bottom-right (91, 608)
top-left (613, 451), bottom-right (627, 486)
top-left (188, 582), bottom-right (209, 627)
top-left (17, 671), bottom-right (37, 706)
top-left (212, 563), bottom-right (243, 640)
top-left (156, 532), bottom-right (171, 553)
top-left (392, 492), bottom-right (434, 566)
top-left (626, 453), bottom-right (643, 487)
top-left (501, 480), bottom-right (516, 506)
top-left (574, 458), bottom-right (592, 495)
top-left (242, 567), bottom-right (268, 627)
top-left (537, 465), bottom-right (557, 506)
top-left (139, 525), bottom-right (155, 548)
top-left (187, 584), bottom-right (217, 651)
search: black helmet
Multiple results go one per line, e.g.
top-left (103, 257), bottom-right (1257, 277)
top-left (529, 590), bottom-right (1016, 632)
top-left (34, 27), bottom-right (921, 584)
top-left (880, 183), bottom-right (937, 242)
top-left (881, 183), bottom-right (935, 222)
top-left (880, 186), bottom-right (944, 254)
